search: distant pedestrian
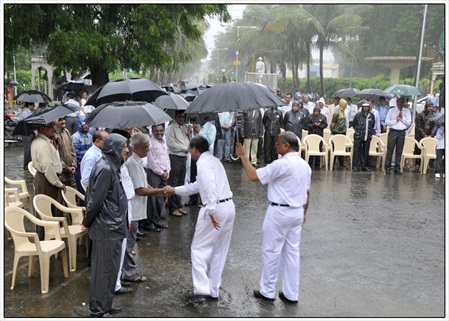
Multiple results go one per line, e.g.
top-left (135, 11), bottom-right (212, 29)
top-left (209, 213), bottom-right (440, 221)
top-left (352, 102), bottom-right (375, 172)
top-left (435, 122), bottom-right (445, 178)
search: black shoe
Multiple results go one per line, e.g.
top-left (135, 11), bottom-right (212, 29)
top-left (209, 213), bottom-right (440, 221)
top-left (279, 291), bottom-right (298, 304)
top-left (154, 222), bottom-right (168, 228)
top-left (109, 305), bottom-right (122, 314)
top-left (148, 226), bottom-right (160, 233)
top-left (136, 230), bottom-right (146, 237)
top-left (209, 295), bottom-right (218, 300)
top-left (160, 214), bottom-right (166, 219)
top-left (184, 201), bottom-right (197, 206)
top-left (115, 286), bottom-right (132, 294)
top-left (136, 237), bottom-right (141, 242)
top-left (385, 169), bottom-right (391, 175)
top-left (253, 289), bottom-right (274, 301)
top-left (121, 280), bottom-right (131, 287)
top-left (361, 167), bottom-right (372, 172)
top-left (394, 169), bottom-right (403, 175)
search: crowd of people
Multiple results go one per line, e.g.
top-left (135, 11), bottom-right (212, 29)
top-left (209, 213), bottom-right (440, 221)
top-left (8, 84), bottom-right (445, 316)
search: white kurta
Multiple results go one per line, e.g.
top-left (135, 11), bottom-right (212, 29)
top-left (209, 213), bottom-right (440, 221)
top-left (175, 152), bottom-right (235, 297)
top-left (256, 151), bottom-right (311, 301)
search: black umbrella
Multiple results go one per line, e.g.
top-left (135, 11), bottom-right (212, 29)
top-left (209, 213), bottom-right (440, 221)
top-left (185, 82), bottom-right (285, 114)
top-left (332, 88), bottom-right (361, 98)
top-left (154, 92), bottom-right (190, 110)
top-left (356, 88), bottom-right (394, 100)
top-left (57, 81), bottom-right (87, 93)
top-left (12, 105), bottom-right (76, 136)
top-left (84, 101), bottom-right (172, 129)
top-left (13, 90), bottom-right (52, 103)
top-left (85, 78), bottom-right (169, 107)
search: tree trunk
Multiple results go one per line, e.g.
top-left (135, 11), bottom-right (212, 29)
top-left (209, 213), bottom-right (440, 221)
top-left (306, 42), bottom-right (311, 93)
top-left (90, 64), bottom-right (109, 86)
top-left (319, 44), bottom-right (326, 97)
top-left (292, 62), bottom-right (299, 92)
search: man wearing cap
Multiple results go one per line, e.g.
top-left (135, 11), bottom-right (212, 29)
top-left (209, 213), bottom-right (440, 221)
top-left (31, 121), bottom-right (67, 239)
top-left (384, 97), bottom-right (411, 175)
top-left (352, 102), bottom-right (375, 172)
top-left (317, 97), bottom-right (331, 128)
top-left (236, 131), bottom-right (311, 304)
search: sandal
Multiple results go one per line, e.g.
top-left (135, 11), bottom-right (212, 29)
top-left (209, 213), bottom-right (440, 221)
top-left (131, 276), bottom-right (147, 283)
top-left (171, 210), bottom-right (182, 217)
top-left (178, 209), bottom-right (187, 215)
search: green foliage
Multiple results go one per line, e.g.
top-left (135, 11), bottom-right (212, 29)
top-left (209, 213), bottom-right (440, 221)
top-left (15, 70), bottom-right (33, 91)
top-left (5, 4), bottom-right (230, 86)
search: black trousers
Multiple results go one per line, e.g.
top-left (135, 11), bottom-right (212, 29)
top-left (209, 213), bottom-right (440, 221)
top-left (89, 238), bottom-right (122, 317)
top-left (264, 134), bottom-right (278, 164)
top-left (22, 133), bottom-right (34, 169)
top-left (189, 158), bottom-right (199, 204)
top-left (146, 168), bottom-right (166, 225)
top-left (167, 154), bottom-right (186, 212)
top-left (385, 129), bottom-right (406, 170)
top-left (353, 138), bottom-right (371, 169)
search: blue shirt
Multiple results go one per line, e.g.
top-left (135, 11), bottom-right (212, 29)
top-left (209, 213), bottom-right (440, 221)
top-left (80, 144), bottom-right (102, 187)
top-left (375, 104), bottom-right (390, 126)
top-left (197, 121), bottom-right (217, 153)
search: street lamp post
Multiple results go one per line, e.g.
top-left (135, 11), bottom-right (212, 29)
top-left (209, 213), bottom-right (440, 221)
top-left (217, 47), bottom-right (229, 72)
top-left (234, 26), bottom-right (257, 82)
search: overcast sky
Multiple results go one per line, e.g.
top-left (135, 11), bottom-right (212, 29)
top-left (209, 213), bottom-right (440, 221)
top-left (204, 4), bottom-right (246, 59)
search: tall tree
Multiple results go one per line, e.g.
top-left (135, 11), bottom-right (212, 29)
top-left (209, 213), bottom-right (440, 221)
top-left (299, 4), bottom-right (372, 97)
top-left (4, 4), bottom-right (230, 86)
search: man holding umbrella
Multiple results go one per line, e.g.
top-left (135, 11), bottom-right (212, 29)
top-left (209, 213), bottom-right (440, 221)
top-left (31, 121), bottom-right (67, 240)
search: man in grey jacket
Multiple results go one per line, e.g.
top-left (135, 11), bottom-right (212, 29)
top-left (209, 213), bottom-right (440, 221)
top-left (81, 133), bottom-right (129, 318)
top-left (242, 109), bottom-right (262, 167)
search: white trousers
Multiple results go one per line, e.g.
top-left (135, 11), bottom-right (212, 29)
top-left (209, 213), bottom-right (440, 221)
top-left (191, 200), bottom-right (235, 297)
top-left (114, 238), bottom-right (127, 292)
top-left (243, 138), bottom-right (259, 165)
top-left (260, 205), bottom-right (303, 301)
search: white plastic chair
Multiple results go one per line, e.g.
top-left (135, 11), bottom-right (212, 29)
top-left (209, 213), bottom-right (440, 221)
top-left (33, 194), bottom-right (87, 272)
top-left (369, 136), bottom-right (386, 170)
top-left (303, 134), bottom-right (328, 170)
top-left (329, 135), bottom-right (353, 171)
top-left (5, 207), bottom-right (69, 294)
top-left (5, 176), bottom-right (34, 214)
top-left (400, 137), bottom-right (423, 172)
top-left (27, 161), bottom-right (37, 177)
top-left (62, 186), bottom-right (86, 211)
top-left (420, 137), bottom-right (438, 174)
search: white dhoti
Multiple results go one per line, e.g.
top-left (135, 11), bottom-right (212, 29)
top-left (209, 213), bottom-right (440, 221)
top-left (259, 205), bottom-right (303, 301)
top-left (191, 200), bottom-right (235, 297)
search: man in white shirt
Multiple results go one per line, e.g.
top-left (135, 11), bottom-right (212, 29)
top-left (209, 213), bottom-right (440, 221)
top-left (163, 136), bottom-right (235, 302)
top-left (346, 97), bottom-right (358, 128)
top-left (303, 95), bottom-right (316, 114)
top-left (280, 92), bottom-right (293, 117)
top-left (385, 97), bottom-right (412, 175)
top-left (236, 131), bottom-right (311, 304)
top-left (430, 90), bottom-right (439, 107)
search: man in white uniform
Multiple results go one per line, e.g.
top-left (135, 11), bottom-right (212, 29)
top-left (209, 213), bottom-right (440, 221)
top-left (164, 136), bottom-right (235, 301)
top-left (236, 131), bottom-right (311, 304)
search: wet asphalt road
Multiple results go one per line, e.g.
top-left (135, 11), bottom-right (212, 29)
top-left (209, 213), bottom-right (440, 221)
top-left (2, 144), bottom-right (445, 318)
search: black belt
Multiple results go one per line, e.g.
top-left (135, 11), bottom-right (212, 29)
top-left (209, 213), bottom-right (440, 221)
top-left (204, 198), bottom-right (232, 206)
top-left (390, 129), bottom-right (405, 132)
top-left (270, 202), bottom-right (290, 207)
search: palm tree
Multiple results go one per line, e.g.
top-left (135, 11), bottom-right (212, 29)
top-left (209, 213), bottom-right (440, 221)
top-left (260, 5), bottom-right (310, 91)
top-left (299, 4), bottom-right (372, 96)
